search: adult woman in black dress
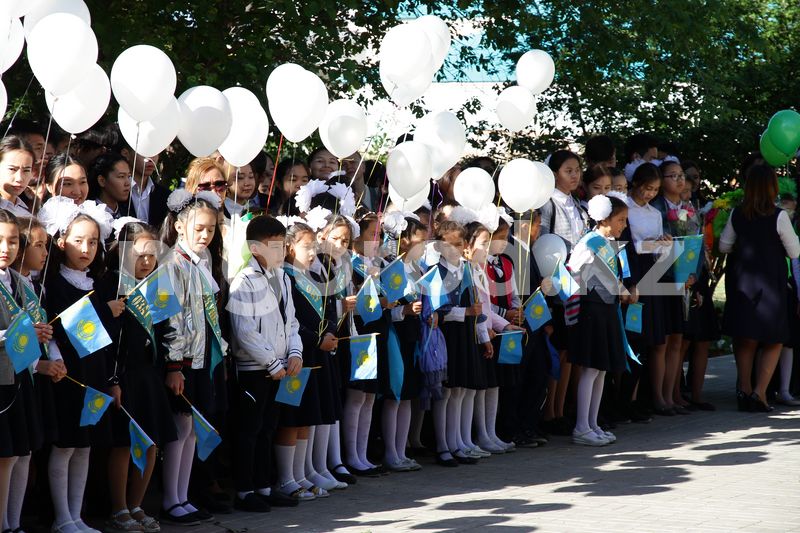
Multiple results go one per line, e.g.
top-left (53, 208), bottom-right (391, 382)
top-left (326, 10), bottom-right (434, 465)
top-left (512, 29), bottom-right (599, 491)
top-left (720, 164), bottom-right (800, 411)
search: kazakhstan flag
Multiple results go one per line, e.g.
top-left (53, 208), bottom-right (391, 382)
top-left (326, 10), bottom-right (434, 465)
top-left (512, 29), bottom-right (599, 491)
top-left (523, 291), bottom-right (551, 333)
top-left (79, 386), bottom-right (113, 426)
top-left (625, 303), bottom-right (643, 334)
top-left (349, 333), bottom-right (378, 381)
top-left (191, 406), bottom-right (222, 461)
top-left (498, 331), bottom-right (524, 364)
top-left (355, 276), bottom-right (382, 325)
top-left (417, 266), bottom-right (448, 312)
top-left (128, 419), bottom-right (154, 475)
top-left (275, 367), bottom-right (311, 407)
top-left (6, 312), bottom-right (41, 374)
top-left (136, 266), bottom-right (181, 324)
top-left (673, 235), bottom-right (704, 283)
top-left (380, 257), bottom-right (408, 303)
top-left (554, 261), bottom-right (579, 301)
top-left (59, 296), bottom-right (112, 358)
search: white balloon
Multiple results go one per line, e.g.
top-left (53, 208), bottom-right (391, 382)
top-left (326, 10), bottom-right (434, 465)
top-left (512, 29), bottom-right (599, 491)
top-left (414, 110), bottom-right (466, 180)
top-left (415, 15), bottom-right (451, 70)
top-left (219, 87), bottom-right (269, 167)
top-left (23, 0), bottom-right (90, 37)
top-left (0, 17), bottom-right (24, 73)
top-left (177, 86), bottom-right (233, 157)
top-left (111, 45), bottom-right (177, 121)
top-left (380, 65), bottom-right (432, 108)
top-left (318, 99), bottom-right (368, 159)
top-left (533, 233), bottom-right (568, 276)
top-left (1, 0), bottom-right (46, 18)
top-left (118, 97), bottom-right (180, 158)
top-left (498, 158), bottom-right (539, 213)
top-left (531, 161), bottom-right (556, 209)
top-left (0, 80), bottom-right (7, 120)
top-left (27, 13), bottom-right (97, 96)
top-left (386, 141), bottom-right (432, 199)
top-left (379, 23), bottom-right (434, 87)
top-left (267, 65), bottom-right (328, 143)
top-left (516, 49), bottom-right (555, 95)
top-left (389, 182), bottom-right (430, 213)
top-left (453, 167), bottom-right (495, 211)
top-left (496, 86), bottom-right (536, 132)
top-left (45, 63), bottom-right (109, 134)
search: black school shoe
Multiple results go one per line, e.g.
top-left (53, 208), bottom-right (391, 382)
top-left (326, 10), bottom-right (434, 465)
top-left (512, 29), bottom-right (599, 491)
top-left (331, 464), bottom-right (357, 484)
top-left (193, 492), bottom-right (232, 514)
top-left (160, 504), bottom-right (201, 526)
top-left (261, 491), bottom-right (300, 507)
top-left (234, 493), bottom-right (271, 513)
top-left (181, 502), bottom-right (215, 522)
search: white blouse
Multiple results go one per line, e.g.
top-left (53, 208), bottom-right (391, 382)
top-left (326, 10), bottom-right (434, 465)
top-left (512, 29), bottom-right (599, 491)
top-left (552, 189), bottom-right (587, 244)
top-left (719, 209), bottom-right (800, 258)
top-left (626, 197), bottom-right (664, 254)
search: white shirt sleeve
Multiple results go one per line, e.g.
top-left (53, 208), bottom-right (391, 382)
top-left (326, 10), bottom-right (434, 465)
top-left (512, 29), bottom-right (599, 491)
top-left (718, 212), bottom-right (736, 254)
top-left (777, 210), bottom-right (800, 259)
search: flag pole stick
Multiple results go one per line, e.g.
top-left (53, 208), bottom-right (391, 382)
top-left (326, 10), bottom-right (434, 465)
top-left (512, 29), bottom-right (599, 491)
top-left (64, 374), bottom-right (87, 388)
top-left (336, 333), bottom-right (380, 342)
top-left (48, 291), bottom-right (95, 324)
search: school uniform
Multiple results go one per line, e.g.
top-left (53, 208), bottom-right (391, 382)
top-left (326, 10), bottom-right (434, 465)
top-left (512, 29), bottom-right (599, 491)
top-left (46, 266), bottom-right (117, 448)
top-left (348, 253), bottom-right (385, 395)
top-left (27, 275), bottom-right (60, 445)
top-left (720, 208), bottom-right (800, 343)
top-left (486, 254), bottom-right (522, 388)
top-left (229, 257), bottom-right (302, 492)
top-left (387, 259), bottom-right (423, 400)
top-left (107, 272), bottom-right (178, 449)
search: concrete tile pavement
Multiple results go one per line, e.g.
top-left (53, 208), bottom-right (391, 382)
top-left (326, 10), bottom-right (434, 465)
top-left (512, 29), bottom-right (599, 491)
top-left (162, 355), bottom-right (800, 533)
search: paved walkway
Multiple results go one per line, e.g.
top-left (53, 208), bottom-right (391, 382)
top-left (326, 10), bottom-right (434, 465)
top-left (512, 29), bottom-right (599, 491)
top-left (164, 356), bottom-right (800, 533)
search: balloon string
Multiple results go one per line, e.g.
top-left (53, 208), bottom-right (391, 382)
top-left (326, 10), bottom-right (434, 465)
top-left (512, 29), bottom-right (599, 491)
top-left (266, 134), bottom-right (284, 210)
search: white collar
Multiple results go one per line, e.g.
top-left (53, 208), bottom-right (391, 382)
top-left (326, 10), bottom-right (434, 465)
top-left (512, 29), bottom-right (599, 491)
top-left (60, 264), bottom-right (93, 290)
top-left (224, 197), bottom-right (250, 215)
top-left (132, 178), bottom-right (154, 196)
top-left (664, 196), bottom-right (682, 210)
top-left (177, 242), bottom-right (219, 293)
top-left (552, 188), bottom-right (574, 205)
top-left (441, 256), bottom-right (463, 276)
top-left (627, 196), bottom-right (654, 211)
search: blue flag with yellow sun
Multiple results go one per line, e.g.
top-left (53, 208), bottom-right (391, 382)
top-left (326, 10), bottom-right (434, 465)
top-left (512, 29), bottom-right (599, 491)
top-left (673, 235), bottom-right (704, 283)
top-left (192, 406), bottom-right (222, 461)
top-left (380, 256), bottom-right (408, 303)
top-left (498, 331), bottom-right (524, 364)
top-left (137, 266), bottom-right (181, 324)
top-left (349, 333), bottom-right (378, 381)
top-left (554, 260), bottom-right (579, 301)
top-left (417, 266), bottom-right (448, 312)
top-left (523, 290), bottom-right (551, 333)
top-left (275, 367), bottom-right (311, 407)
top-left (79, 386), bottom-right (113, 426)
top-left (128, 419), bottom-right (154, 475)
top-left (59, 295), bottom-right (112, 358)
top-left (6, 312), bottom-right (41, 374)
top-left (625, 303), bottom-right (643, 334)
top-left (355, 276), bottom-right (382, 325)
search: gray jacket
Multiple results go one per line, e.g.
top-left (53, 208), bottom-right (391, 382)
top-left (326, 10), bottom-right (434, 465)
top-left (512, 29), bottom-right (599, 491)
top-left (539, 197), bottom-right (589, 252)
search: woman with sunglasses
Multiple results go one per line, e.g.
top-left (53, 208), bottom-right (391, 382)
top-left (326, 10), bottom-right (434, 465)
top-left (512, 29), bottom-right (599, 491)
top-left (185, 157), bottom-right (230, 223)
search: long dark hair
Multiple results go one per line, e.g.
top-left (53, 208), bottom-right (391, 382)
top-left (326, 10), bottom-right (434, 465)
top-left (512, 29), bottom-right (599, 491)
top-left (46, 214), bottom-right (106, 280)
top-left (741, 164), bottom-right (778, 220)
top-left (160, 198), bottom-right (224, 282)
top-left (89, 151), bottom-right (129, 201)
top-left (0, 135), bottom-right (34, 163)
top-left (12, 216), bottom-right (45, 272)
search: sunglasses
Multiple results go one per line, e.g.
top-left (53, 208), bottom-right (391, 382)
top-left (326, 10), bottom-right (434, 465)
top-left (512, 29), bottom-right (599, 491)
top-left (197, 180), bottom-right (227, 192)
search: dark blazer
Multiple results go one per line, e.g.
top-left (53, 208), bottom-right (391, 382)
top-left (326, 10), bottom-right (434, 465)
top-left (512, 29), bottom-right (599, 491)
top-left (147, 182), bottom-right (171, 231)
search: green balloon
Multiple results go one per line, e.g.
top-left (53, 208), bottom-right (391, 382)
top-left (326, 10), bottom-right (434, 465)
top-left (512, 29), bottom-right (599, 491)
top-left (767, 109), bottom-right (800, 155)
top-left (760, 130), bottom-right (792, 167)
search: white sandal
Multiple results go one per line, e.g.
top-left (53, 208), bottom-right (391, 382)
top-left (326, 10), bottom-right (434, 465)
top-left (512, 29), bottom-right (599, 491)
top-left (130, 507), bottom-right (160, 533)
top-left (105, 511), bottom-right (144, 533)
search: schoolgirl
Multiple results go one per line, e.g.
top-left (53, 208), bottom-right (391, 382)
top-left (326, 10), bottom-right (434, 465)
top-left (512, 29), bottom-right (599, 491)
top-left (44, 154), bottom-right (89, 206)
top-left (0, 136), bottom-right (35, 217)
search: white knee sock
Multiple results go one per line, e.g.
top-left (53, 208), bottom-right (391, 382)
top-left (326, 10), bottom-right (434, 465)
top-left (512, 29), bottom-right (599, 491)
top-left (300, 427), bottom-right (317, 489)
top-left (49, 447), bottom-right (74, 527)
top-left (162, 413), bottom-right (193, 516)
top-left (445, 388), bottom-right (463, 454)
top-left (342, 391), bottom-right (364, 469)
top-left (461, 389), bottom-right (476, 449)
top-left (357, 394), bottom-right (375, 468)
top-left (293, 439), bottom-right (309, 487)
top-left (780, 348), bottom-right (793, 396)
top-left (433, 388), bottom-right (451, 456)
top-left (327, 421), bottom-right (345, 472)
top-left (409, 400), bottom-right (425, 448)
top-left (6, 455), bottom-right (30, 530)
top-left (589, 370), bottom-right (607, 431)
top-left (274, 444), bottom-right (300, 493)
top-left (396, 401), bottom-right (412, 461)
top-left (485, 387), bottom-right (507, 445)
top-left (575, 368), bottom-right (600, 434)
top-left (382, 400), bottom-right (400, 464)
top-left (67, 447), bottom-right (90, 522)
top-left (308, 425), bottom-right (337, 489)
top-left (473, 390), bottom-right (490, 445)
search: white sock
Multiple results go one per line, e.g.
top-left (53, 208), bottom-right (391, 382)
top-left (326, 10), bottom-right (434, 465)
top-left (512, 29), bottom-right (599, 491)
top-left (461, 389), bottom-right (476, 449)
top-left (445, 388), bottom-right (463, 453)
top-left (433, 388), bottom-right (451, 455)
top-left (301, 428), bottom-right (317, 489)
top-left (357, 394), bottom-right (375, 468)
top-left (575, 368), bottom-right (599, 434)
top-left (6, 455), bottom-right (29, 530)
top-left (308, 424), bottom-right (337, 490)
top-left (48, 448), bottom-right (80, 531)
top-left (342, 391), bottom-right (365, 469)
top-left (293, 439), bottom-right (309, 489)
top-left (409, 400), bottom-right (425, 448)
top-left (274, 444), bottom-right (298, 492)
top-left (382, 400), bottom-right (400, 464)
top-left (256, 487), bottom-right (270, 496)
top-left (237, 491), bottom-right (253, 499)
top-left (162, 414), bottom-right (192, 516)
top-left (67, 447), bottom-right (90, 522)
top-left (473, 390), bottom-right (491, 444)
top-left (485, 387), bottom-right (509, 446)
top-left (327, 421), bottom-right (345, 472)
top-left (780, 348), bottom-right (793, 396)
top-left (396, 401), bottom-right (412, 461)
top-left (589, 370), bottom-right (606, 431)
